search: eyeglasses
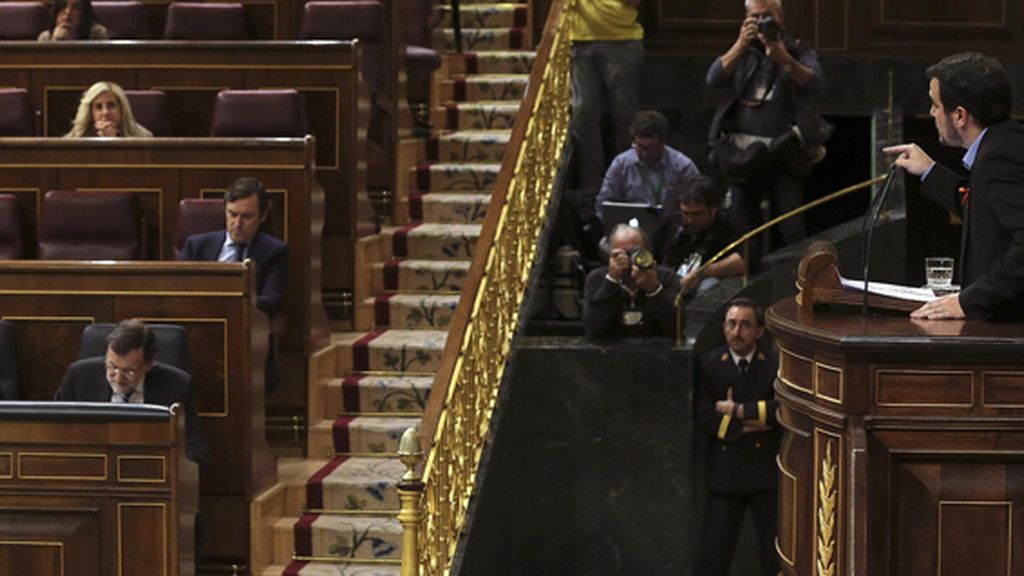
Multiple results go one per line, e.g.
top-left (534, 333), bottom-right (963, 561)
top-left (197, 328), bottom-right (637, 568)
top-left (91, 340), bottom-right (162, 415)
top-left (105, 363), bottom-right (142, 379)
top-left (631, 141), bottom-right (662, 153)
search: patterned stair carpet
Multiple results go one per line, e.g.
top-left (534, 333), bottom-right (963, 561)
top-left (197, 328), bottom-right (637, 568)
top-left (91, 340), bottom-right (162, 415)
top-left (275, 1), bottom-right (536, 574)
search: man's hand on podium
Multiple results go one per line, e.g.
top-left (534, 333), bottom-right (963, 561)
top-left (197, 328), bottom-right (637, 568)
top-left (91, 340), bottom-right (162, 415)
top-left (883, 143), bottom-right (935, 177)
top-left (911, 292), bottom-right (965, 320)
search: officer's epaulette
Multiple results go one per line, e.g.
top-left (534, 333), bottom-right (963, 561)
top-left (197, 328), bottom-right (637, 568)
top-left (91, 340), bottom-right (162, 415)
top-left (720, 352), bottom-right (730, 362)
top-left (757, 352), bottom-right (766, 362)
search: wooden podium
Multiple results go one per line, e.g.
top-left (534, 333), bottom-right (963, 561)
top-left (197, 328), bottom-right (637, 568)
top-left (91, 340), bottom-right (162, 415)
top-left (768, 296), bottom-right (1024, 575)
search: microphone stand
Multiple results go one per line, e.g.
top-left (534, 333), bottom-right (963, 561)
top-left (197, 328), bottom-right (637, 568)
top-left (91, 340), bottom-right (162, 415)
top-left (861, 163), bottom-right (900, 315)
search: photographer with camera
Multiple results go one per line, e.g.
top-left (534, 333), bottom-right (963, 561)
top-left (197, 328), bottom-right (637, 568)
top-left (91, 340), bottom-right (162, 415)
top-left (706, 0), bottom-right (830, 249)
top-left (583, 224), bottom-right (679, 339)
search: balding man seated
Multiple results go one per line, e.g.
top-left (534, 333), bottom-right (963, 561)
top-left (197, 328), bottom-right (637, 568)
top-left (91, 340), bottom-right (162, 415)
top-left (582, 224), bottom-right (680, 339)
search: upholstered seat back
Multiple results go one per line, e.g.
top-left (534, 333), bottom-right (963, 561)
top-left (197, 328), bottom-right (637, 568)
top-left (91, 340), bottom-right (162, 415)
top-left (0, 195), bottom-right (23, 260)
top-left (0, 89), bottom-right (35, 136)
top-left (163, 2), bottom-right (247, 39)
top-left (125, 90), bottom-right (170, 136)
top-left (209, 90), bottom-right (308, 137)
top-left (172, 198), bottom-right (225, 258)
top-left (79, 323), bottom-right (192, 376)
top-left (93, 1), bottom-right (151, 38)
top-left (37, 190), bottom-right (141, 260)
top-left (0, 320), bottom-right (19, 400)
top-left (0, 2), bottom-right (48, 40)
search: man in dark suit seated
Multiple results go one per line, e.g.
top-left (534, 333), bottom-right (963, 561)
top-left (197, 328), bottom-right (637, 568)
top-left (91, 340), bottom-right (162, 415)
top-left (55, 319), bottom-right (208, 466)
top-left (180, 176), bottom-right (287, 389)
top-left (695, 297), bottom-right (779, 576)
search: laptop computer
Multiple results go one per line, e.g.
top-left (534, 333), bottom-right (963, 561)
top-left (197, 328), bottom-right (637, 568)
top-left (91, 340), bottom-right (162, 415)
top-left (601, 201), bottom-right (662, 238)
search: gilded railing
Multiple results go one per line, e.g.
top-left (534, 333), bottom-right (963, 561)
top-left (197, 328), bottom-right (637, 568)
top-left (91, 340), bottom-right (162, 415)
top-left (400, 0), bottom-right (576, 574)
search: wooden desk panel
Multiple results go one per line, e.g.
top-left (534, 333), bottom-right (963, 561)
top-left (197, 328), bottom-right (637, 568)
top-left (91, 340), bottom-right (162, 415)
top-left (0, 402), bottom-right (197, 576)
top-left (0, 137), bottom-right (329, 355)
top-left (0, 261), bottom-right (276, 564)
top-left (0, 41), bottom-right (373, 258)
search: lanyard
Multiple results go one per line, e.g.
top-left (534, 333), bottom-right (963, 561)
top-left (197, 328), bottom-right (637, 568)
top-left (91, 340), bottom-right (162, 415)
top-left (637, 163), bottom-right (666, 205)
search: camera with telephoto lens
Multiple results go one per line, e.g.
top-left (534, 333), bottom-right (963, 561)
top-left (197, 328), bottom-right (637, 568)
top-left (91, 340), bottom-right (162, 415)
top-left (628, 247), bottom-right (655, 270)
top-left (757, 15), bottom-right (782, 42)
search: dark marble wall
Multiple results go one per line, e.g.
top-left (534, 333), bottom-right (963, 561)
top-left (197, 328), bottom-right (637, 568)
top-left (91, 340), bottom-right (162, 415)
top-left (455, 338), bottom-right (695, 576)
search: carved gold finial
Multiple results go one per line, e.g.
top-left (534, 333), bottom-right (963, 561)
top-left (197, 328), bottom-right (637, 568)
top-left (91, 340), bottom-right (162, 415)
top-left (398, 426), bottom-right (423, 482)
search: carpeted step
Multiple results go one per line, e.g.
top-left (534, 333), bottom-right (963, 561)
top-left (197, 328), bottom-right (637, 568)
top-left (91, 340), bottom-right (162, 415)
top-left (362, 294), bottom-right (461, 330)
top-left (329, 415), bottom-right (424, 455)
top-left (346, 328), bottom-right (448, 374)
top-left (304, 456), bottom-right (405, 512)
top-left (384, 223), bottom-right (481, 260)
top-left (291, 514), bottom-right (403, 561)
top-left (439, 4), bottom-right (529, 29)
top-left (281, 562), bottom-right (402, 576)
top-left (435, 27), bottom-right (528, 52)
top-left (447, 50), bottom-right (535, 75)
top-left (371, 259), bottom-right (472, 293)
top-left (326, 373), bottom-right (434, 415)
top-left (436, 101), bottom-right (520, 131)
top-left (425, 130), bottom-right (510, 164)
top-left (442, 74), bottom-right (529, 102)
top-left (404, 192), bottom-right (490, 224)
top-left (411, 162), bottom-right (501, 193)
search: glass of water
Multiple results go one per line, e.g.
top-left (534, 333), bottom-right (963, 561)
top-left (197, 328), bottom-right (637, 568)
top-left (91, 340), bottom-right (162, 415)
top-left (925, 256), bottom-right (954, 289)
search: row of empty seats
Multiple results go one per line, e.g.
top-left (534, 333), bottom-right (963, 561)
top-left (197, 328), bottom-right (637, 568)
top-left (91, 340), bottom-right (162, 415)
top-left (0, 87), bottom-right (308, 137)
top-left (4, 1), bottom-right (249, 40)
top-left (0, 192), bottom-right (262, 260)
top-left (0, 0), bottom-right (416, 41)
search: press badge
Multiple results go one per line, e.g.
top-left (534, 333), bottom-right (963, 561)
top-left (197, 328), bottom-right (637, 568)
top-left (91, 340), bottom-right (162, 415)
top-left (622, 309), bottom-right (643, 326)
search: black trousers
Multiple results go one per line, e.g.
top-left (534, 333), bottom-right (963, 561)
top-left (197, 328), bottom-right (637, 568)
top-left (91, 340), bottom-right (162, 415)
top-left (697, 489), bottom-right (779, 576)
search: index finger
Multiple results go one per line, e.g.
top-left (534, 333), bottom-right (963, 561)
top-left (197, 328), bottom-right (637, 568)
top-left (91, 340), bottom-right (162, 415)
top-left (882, 144), bottom-right (911, 155)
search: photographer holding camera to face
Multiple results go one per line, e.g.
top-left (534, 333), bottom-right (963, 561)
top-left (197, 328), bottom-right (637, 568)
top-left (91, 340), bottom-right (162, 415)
top-left (707, 0), bottom-right (831, 251)
top-left (583, 224), bottom-right (680, 339)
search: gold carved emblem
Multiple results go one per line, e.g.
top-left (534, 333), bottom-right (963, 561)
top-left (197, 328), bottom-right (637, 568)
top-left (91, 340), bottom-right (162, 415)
top-left (817, 442), bottom-right (837, 576)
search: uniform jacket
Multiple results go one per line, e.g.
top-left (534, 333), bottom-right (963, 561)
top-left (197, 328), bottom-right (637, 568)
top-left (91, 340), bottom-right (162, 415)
top-left (696, 343), bottom-right (780, 494)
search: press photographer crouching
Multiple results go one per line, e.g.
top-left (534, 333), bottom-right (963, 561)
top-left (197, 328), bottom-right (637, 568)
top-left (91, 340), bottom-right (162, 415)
top-left (706, 0), bottom-right (831, 249)
top-left (583, 224), bottom-right (680, 339)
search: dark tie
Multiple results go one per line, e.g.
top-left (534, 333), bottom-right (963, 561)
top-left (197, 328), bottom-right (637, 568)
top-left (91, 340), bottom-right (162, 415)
top-left (234, 243), bottom-right (247, 262)
top-left (120, 388), bottom-right (136, 403)
top-left (738, 358), bottom-right (749, 374)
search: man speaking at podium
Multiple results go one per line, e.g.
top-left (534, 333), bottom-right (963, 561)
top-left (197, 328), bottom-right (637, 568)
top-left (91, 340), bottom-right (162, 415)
top-left (885, 52), bottom-right (1024, 322)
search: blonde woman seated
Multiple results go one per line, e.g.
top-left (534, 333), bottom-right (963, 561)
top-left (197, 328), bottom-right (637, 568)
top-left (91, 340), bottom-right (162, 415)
top-left (38, 0), bottom-right (109, 41)
top-left (66, 82), bottom-right (152, 138)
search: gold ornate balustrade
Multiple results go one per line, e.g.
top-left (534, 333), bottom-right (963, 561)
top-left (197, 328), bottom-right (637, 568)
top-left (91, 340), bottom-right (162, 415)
top-left (399, 0), bottom-right (576, 574)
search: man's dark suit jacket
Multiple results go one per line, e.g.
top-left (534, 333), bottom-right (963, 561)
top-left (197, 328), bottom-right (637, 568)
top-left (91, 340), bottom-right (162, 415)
top-left (55, 357), bottom-right (208, 466)
top-left (180, 230), bottom-right (287, 316)
top-left (695, 343), bottom-right (780, 494)
top-left (922, 120), bottom-right (1024, 322)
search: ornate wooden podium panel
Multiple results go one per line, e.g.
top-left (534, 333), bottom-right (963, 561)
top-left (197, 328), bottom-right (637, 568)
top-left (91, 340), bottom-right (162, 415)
top-left (768, 297), bottom-right (1024, 576)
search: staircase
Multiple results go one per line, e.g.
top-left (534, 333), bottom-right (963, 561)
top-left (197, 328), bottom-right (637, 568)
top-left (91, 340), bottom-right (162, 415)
top-left (259, 2), bottom-right (536, 574)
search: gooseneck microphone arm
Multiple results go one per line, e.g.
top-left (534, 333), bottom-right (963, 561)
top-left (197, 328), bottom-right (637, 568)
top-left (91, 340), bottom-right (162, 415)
top-left (861, 163), bottom-right (901, 315)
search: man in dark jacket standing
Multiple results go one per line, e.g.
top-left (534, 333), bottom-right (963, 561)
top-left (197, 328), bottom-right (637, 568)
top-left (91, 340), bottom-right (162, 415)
top-left (696, 298), bottom-right (779, 576)
top-left (706, 0), bottom-right (829, 246)
top-left (886, 52), bottom-right (1024, 322)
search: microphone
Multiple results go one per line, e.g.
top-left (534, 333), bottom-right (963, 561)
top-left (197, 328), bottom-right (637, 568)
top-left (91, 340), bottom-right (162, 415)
top-left (861, 163), bottom-right (901, 314)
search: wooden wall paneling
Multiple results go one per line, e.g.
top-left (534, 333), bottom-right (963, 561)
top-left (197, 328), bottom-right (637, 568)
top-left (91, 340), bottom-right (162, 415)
top-left (0, 41), bottom-right (370, 296)
top-left (0, 261), bottom-right (273, 564)
top-left (0, 137), bottom-right (329, 356)
top-left (0, 406), bottom-right (195, 575)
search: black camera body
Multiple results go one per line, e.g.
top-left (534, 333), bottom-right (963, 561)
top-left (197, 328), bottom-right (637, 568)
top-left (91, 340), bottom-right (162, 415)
top-left (757, 15), bottom-right (782, 42)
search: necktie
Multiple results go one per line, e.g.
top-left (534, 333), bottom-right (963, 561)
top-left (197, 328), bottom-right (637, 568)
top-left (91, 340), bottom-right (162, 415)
top-left (233, 243), bottom-right (247, 262)
top-left (738, 358), bottom-right (749, 374)
top-left (120, 388), bottom-right (136, 403)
